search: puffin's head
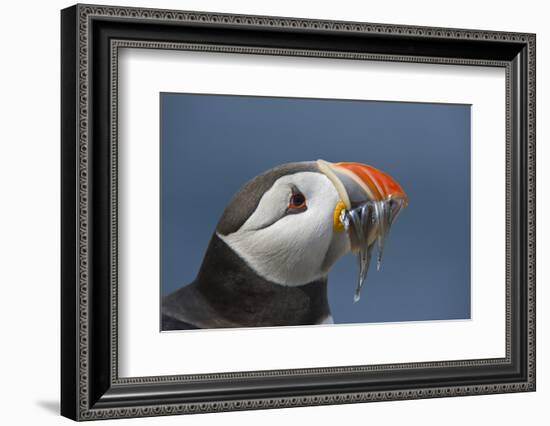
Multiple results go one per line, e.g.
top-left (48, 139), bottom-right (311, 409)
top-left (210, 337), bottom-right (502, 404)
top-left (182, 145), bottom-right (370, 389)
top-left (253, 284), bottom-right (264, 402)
top-left (216, 160), bottom-right (407, 287)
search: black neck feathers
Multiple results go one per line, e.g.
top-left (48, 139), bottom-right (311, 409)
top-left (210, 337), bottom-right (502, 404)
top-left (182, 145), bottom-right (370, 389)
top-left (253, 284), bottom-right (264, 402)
top-left (162, 234), bottom-right (331, 329)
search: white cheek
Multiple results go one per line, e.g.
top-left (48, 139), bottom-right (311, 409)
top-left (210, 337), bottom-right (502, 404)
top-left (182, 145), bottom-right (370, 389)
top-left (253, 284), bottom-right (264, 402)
top-left (220, 172), bottom-right (342, 286)
top-left (322, 229), bottom-right (351, 272)
top-left (319, 315), bottom-right (334, 325)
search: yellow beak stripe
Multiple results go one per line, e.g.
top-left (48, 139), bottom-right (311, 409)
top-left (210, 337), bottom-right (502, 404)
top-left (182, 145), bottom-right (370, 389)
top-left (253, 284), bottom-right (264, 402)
top-left (333, 200), bottom-right (347, 232)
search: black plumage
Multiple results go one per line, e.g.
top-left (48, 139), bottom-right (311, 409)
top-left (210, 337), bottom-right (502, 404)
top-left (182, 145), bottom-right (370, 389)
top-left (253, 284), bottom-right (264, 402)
top-left (161, 162), bottom-right (331, 331)
top-left (161, 234), bottom-right (331, 330)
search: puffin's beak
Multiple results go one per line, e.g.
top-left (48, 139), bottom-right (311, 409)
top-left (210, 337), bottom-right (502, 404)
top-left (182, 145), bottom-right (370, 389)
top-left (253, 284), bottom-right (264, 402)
top-left (317, 159), bottom-right (408, 235)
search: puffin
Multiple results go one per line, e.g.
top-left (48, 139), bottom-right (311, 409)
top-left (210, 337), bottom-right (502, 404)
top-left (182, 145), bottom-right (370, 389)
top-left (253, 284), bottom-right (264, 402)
top-left (161, 160), bottom-right (407, 331)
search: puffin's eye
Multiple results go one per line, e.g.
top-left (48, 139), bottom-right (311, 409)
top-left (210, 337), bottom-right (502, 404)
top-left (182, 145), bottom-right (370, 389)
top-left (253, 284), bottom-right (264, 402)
top-left (288, 192), bottom-right (307, 211)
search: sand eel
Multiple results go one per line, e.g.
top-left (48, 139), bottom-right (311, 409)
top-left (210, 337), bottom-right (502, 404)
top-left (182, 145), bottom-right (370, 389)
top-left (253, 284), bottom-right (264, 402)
top-left (161, 160), bottom-right (407, 330)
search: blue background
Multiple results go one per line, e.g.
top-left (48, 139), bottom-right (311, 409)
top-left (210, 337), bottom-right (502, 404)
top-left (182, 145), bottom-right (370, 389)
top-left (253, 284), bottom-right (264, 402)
top-left (160, 93), bottom-right (471, 323)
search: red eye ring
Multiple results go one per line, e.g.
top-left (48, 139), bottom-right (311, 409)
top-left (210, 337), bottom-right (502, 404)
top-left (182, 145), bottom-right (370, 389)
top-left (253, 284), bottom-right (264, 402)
top-left (289, 192), bottom-right (307, 209)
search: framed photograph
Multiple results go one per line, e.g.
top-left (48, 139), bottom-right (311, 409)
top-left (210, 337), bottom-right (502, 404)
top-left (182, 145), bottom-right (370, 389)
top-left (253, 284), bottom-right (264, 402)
top-left (61, 4), bottom-right (536, 421)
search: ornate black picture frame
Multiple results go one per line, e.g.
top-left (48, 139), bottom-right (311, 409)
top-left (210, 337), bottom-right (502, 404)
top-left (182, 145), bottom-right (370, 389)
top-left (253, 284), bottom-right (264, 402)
top-left (61, 3), bottom-right (536, 421)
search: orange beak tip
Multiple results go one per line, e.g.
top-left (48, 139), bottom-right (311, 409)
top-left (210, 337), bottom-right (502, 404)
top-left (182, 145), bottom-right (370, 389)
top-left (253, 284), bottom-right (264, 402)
top-left (335, 161), bottom-right (407, 202)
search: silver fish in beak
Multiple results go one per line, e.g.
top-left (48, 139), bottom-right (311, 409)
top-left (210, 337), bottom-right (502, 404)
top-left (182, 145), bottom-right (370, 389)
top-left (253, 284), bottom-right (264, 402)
top-left (318, 160), bottom-right (408, 302)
